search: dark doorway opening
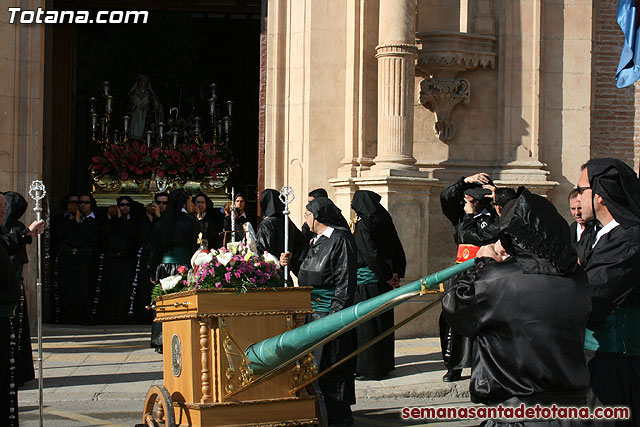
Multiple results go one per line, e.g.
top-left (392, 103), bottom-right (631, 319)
top-left (43, 1), bottom-right (263, 322)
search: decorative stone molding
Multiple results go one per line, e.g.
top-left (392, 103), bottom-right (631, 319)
top-left (416, 31), bottom-right (496, 76)
top-left (419, 78), bottom-right (470, 142)
top-left (415, 31), bottom-right (496, 141)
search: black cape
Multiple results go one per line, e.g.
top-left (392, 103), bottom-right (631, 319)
top-left (255, 189), bottom-right (306, 270)
top-left (351, 190), bottom-right (405, 379)
top-left (443, 190), bottom-right (591, 406)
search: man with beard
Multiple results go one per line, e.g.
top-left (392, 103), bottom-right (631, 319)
top-left (442, 189), bottom-right (591, 425)
top-left (439, 172), bottom-right (500, 382)
top-left (280, 197), bottom-right (357, 427)
top-left (575, 158), bottom-right (640, 425)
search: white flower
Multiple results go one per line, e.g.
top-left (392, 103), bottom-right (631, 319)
top-left (217, 251), bottom-right (233, 266)
top-left (190, 249), bottom-right (209, 268)
top-left (193, 251), bottom-right (214, 267)
top-left (262, 251), bottom-right (280, 268)
top-left (244, 249), bottom-right (255, 262)
top-left (227, 241), bottom-right (242, 255)
top-left (160, 275), bottom-right (182, 291)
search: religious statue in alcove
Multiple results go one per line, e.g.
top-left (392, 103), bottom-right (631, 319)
top-left (128, 74), bottom-right (163, 139)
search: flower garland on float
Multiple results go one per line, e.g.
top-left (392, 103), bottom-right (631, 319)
top-left (151, 241), bottom-right (282, 303)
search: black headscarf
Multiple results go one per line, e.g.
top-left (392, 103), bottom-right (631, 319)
top-left (499, 188), bottom-right (577, 275)
top-left (260, 189), bottom-right (285, 218)
top-left (194, 192), bottom-right (214, 215)
top-left (116, 195), bottom-right (133, 206)
top-left (351, 190), bottom-right (406, 279)
top-left (585, 158), bottom-right (640, 227)
top-left (156, 188), bottom-right (190, 251)
top-left (3, 191), bottom-right (28, 229)
top-left (306, 197), bottom-right (349, 230)
top-left (59, 193), bottom-right (78, 211)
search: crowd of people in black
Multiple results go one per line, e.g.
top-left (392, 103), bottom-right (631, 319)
top-left (49, 191), bottom-right (253, 326)
top-left (2, 157), bottom-right (640, 426)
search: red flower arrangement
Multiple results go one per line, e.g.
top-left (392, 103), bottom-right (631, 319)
top-left (157, 142), bottom-right (224, 180)
top-left (91, 139), bottom-right (227, 182)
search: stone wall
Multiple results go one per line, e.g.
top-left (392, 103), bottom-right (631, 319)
top-left (591, 0), bottom-right (640, 172)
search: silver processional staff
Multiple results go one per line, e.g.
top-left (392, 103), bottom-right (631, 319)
top-left (28, 180), bottom-right (46, 427)
top-left (279, 186), bottom-right (295, 286)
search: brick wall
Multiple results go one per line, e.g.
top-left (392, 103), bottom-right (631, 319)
top-left (591, 0), bottom-right (640, 172)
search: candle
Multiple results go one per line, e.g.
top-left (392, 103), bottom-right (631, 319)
top-left (105, 95), bottom-right (113, 114)
top-left (194, 117), bottom-right (201, 134)
top-left (226, 100), bottom-right (233, 117)
top-left (172, 131), bottom-right (178, 148)
top-left (158, 122), bottom-right (164, 139)
top-left (100, 117), bottom-right (106, 136)
top-left (223, 116), bottom-right (230, 133)
top-left (217, 121), bottom-right (224, 137)
top-left (89, 97), bottom-right (96, 113)
top-left (90, 113), bottom-right (97, 131)
top-left (210, 83), bottom-right (217, 98)
top-left (102, 81), bottom-right (110, 97)
top-left (208, 97), bottom-right (216, 116)
top-left (122, 116), bottom-right (129, 134)
top-left (145, 130), bottom-right (152, 148)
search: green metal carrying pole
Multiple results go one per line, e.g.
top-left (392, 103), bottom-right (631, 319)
top-left (245, 258), bottom-right (476, 375)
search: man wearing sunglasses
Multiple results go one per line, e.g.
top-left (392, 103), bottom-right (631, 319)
top-left (97, 196), bottom-right (138, 324)
top-left (575, 158), bottom-right (640, 424)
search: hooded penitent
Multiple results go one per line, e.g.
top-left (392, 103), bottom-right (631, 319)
top-left (351, 190), bottom-right (406, 280)
top-left (442, 188), bottom-right (591, 406)
top-left (306, 197), bottom-right (350, 231)
top-left (260, 189), bottom-right (284, 218)
top-left (498, 188), bottom-right (577, 275)
top-left (585, 157), bottom-right (640, 227)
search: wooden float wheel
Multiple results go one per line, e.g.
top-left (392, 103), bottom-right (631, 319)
top-left (142, 385), bottom-right (176, 427)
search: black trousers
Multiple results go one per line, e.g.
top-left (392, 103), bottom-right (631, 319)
top-left (307, 312), bottom-right (356, 425)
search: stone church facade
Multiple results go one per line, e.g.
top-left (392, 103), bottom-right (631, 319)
top-left (2, 0), bottom-right (640, 333)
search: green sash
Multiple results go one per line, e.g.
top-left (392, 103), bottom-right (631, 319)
top-left (162, 247), bottom-right (191, 265)
top-left (584, 307), bottom-right (640, 355)
top-left (311, 288), bottom-right (335, 313)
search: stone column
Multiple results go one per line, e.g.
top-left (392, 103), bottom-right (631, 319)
top-left (372, 0), bottom-right (418, 170)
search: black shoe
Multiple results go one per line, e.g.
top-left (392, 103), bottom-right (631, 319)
top-left (442, 369), bottom-right (462, 382)
top-left (154, 347), bottom-right (163, 354)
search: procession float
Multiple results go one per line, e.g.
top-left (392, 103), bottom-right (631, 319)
top-left (139, 238), bottom-right (476, 427)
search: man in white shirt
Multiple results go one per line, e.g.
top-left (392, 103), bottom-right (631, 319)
top-left (575, 158), bottom-right (640, 424)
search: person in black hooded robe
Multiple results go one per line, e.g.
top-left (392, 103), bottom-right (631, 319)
top-left (2, 192), bottom-right (35, 387)
top-left (149, 188), bottom-right (200, 352)
top-left (575, 158), bottom-right (640, 425)
top-left (350, 190), bottom-right (406, 381)
top-left (439, 172), bottom-right (500, 382)
top-left (193, 192), bottom-right (223, 249)
top-left (96, 196), bottom-right (140, 323)
top-left (281, 196), bottom-right (357, 427)
top-left (56, 192), bottom-right (100, 324)
top-left (256, 189), bottom-right (306, 274)
top-left (442, 188), bottom-right (591, 426)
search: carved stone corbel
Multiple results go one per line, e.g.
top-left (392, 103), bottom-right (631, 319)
top-left (419, 78), bottom-right (470, 141)
top-left (416, 31), bottom-right (496, 141)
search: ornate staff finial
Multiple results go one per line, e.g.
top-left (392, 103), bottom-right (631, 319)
top-left (279, 186), bottom-right (296, 286)
top-left (29, 180), bottom-right (46, 210)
